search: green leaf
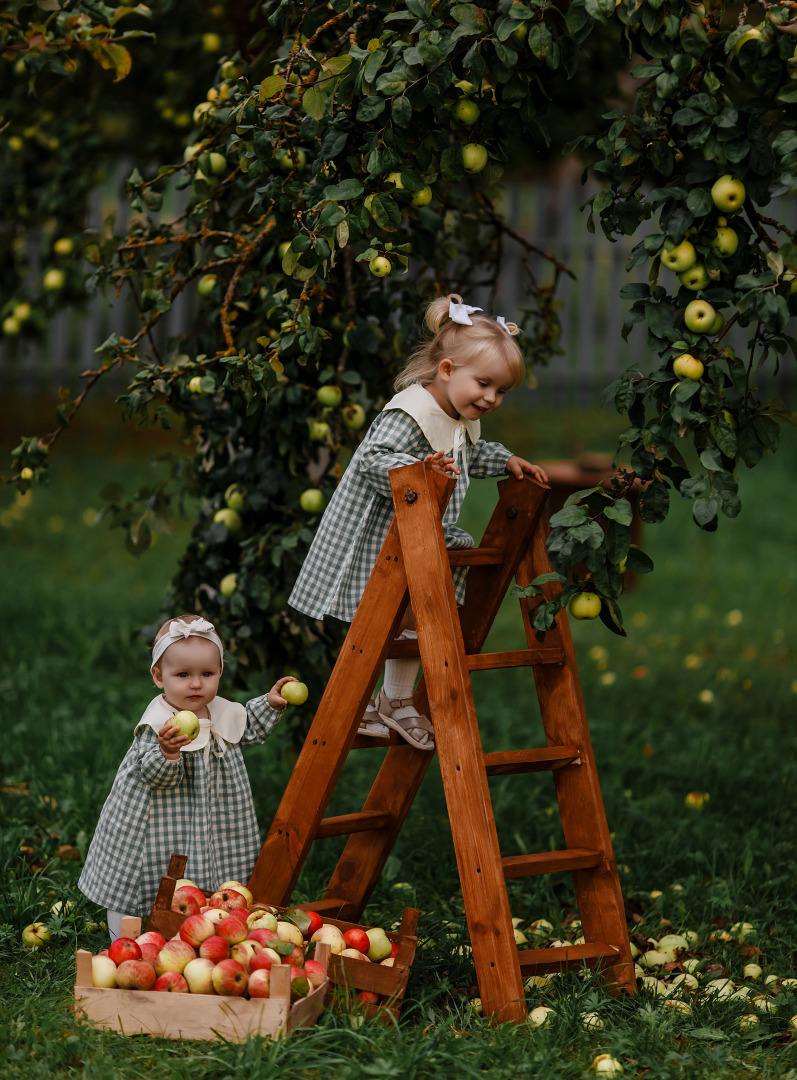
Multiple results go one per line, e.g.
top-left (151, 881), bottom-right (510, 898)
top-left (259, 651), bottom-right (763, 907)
top-left (283, 908), bottom-right (311, 935)
top-left (549, 505), bottom-right (588, 527)
top-left (693, 496), bottom-right (718, 528)
top-left (356, 95), bottom-right (386, 122)
top-left (322, 178), bottom-right (364, 201)
top-left (302, 85), bottom-right (327, 121)
top-left (639, 479), bottom-right (670, 523)
top-left (259, 75), bottom-right (286, 101)
top-left (376, 70), bottom-right (410, 97)
top-left (604, 499), bottom-right (633, 525)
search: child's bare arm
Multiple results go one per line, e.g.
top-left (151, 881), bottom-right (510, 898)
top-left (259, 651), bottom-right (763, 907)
top-left (506, 456), bottom-right (548, 483)
top-left (158, 721), bottom-right (190, 761)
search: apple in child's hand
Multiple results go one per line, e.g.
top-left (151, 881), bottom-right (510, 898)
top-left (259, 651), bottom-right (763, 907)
top-left (217, 880), bottom-right (253, 907)
top-left (170, 710), bottom-right (200, 741)
top-left (211, 958), bottom-right (248, 996)
top-left (108, 937), bottom-right (142, 965)
top-left (343, 928), bottom-right (371, 953)
top-left (116, 959), bottom-right (157, 991)
top-left (155, 939), bottom-right (196, 976)
top-left (209, 888), bottom-right (248, 912)
top-left (183, 957), bottom-right (216, 995)
top-left (199, 935), bottom-right (230, 963)
top-left (311, 923), bottom-right (346, 954)
top-left (92, 954), bottom-right (118, 988)
top-left (366, 927), bottom-right (393, 962)
top-left (250, 947), bottom-right (281, 972)
top-left (172, 885), bottom-right (206, 914)
top-left (137, 931), bottom-right (167, 950)
top-left (180, 913), bottom-right (216, 948)
top-left (304, 958), bottom-right (327, 989)
top-left (154, 971), bottom-right (189, 992)
top-left (281, 680), bottom-right (309, 706)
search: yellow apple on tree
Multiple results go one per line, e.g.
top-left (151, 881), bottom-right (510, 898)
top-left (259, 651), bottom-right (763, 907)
top-left (316, 384), bottom-right (342, 407)
top-left (678, 264), bottom-right (709, 291)
top-left (42, 268), bottom-right (65, 291)
top-left (569, 592), bottom-right (601, 620)
top-left (672, 353), bottom-right (704, 380)
top-left (710, 175), bottom-right (746, 213)
top-left (225, 484), bottom-right (247, 512)
top-left (220, 572), bottom-right (237, 597)
top-left (3, 316), bottom-right (21, 336)
top-left (342, 403), bottom-right (367, 429)
top-left (660, 240), bottom-right (696, 272)
top-left (683, 299), bottom-right (716, 333)
top-left (462, 142), bottom-right (488, 173)
top-left (411, 185), bottom-right (433, 207)
top-left (53, 237), bottom-right (74, 256)
top-left (300, 488), bottom-right (325, 513)
top-left (214, 507), bottom-right (243, 535)
top-left (369, 255), bottom-right (392, 277)
top-left (197, 274), bottom-right (217, 297)
top-left (711, 226), bottom-right (739, 257)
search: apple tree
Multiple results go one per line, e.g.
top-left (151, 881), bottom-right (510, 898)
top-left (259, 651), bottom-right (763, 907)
top-left (4, 0), bottom-right (796, 690)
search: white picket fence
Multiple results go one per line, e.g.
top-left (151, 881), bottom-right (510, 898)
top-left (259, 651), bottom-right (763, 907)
top-left (1, 168), bottom-right (793, 409)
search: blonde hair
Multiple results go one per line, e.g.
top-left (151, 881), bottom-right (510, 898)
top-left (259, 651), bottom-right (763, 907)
top-left (395, 293), bottom-right (525, 391)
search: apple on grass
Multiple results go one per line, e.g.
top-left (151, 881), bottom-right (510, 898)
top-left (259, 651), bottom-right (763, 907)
top-left (183, 957), bottom-right (216, 995)
top-left (108, 937), bottom-right (142, 965)
top-left (211, 958), bottom-right (249, 996)
top-left (180, 913), bottom-right (217, 948)
top-left (154, 971), bottom-right (189, 993)
top-left (116, 959), bottom-right (157, 991)
top-left (155, 939), bottom-right (196, 976)
top-left (21, 923), bottom-right (51, 948)
top-left (357, 990), bottom-right (380, 1006)
top-left (92, 954), bottom-right (118, 988)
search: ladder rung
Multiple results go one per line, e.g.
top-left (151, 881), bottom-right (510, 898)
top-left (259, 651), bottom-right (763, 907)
top-left (519, 941), bottom-right (621, 974)
top-left (315, 811), bottom-right (392, 839)
top-left (484, 745), bottom-right (581, 776)
top-left (466, 648), bottom-right (564, 670)
top-left (502, 848), bottom-right (602, 879)
top-left (448, 547), bottom-right (503, 566)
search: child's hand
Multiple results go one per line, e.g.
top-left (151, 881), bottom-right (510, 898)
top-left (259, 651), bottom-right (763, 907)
top-left (506, 456), bottom-right (549, 483)
top-left (268, 676), bottom-right (300, 710)
top-left (424, 450), bottom-right (461, 477)
top-left (158, 721), bottom-right (190, 761)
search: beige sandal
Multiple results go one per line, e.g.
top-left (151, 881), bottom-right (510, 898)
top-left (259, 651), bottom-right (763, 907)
top-left (357, 698), bottom-right (390, 739)
top-left (375, 689), bottom-right (435, 751)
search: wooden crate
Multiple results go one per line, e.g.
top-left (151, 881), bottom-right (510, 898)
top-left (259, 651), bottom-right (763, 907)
top-left (145, 856), bottom-right (420, 1020)
top-left (74, 916), bottom-right (330, 1042)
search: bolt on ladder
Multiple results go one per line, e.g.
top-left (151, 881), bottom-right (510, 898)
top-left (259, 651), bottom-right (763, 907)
top-left (248, 462), bottom-right (634, 1022)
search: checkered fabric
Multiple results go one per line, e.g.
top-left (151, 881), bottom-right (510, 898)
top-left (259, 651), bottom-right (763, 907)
top-left (77, 695), bottom-right (282, 916)
top-left (289, 409), bottom-right (512, 621)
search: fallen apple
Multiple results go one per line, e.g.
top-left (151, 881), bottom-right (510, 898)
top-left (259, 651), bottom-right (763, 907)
top-left (21, 922), bottom-right (51, 949)
top-left (527, 1005), bottom-right (553, 1029)
top-left (592, 1054), bottom-right (624, 1076)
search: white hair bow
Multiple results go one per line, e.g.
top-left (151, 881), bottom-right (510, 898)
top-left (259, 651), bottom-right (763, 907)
top-left (449, 299), bottom-right (483, 326)
top-left (496, 316), bottom-right (511, 335)
top-left (168, 617), bottom-right (215, 639)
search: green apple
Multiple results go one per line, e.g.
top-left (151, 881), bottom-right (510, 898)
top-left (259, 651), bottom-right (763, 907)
top-left (711, 226), bottom-right (738, 257)
top-left (20, 467), bottom-right (33, 480)
top-left (708, 310), bottom-right (725, 335)
top-left (452, 98), bottom-right (480, 125)
top-left (369, 255), bottom-right (391, 277)
top-left (208, 152), bottom-right (227, 175)
top-left (189, 375), bottom-right (206, 394)
top-left (569, 592), bottom-right (601, 620)
top-left (672, 352), bottom-right (704, 380)
top-left (309, 419), bottom-right (331, 442)
top-left (193, 102), bottom-right (214, 124)
top-left (342, 403), bottom-right (366, 430)
top-left (300, 488), bottom-right (325, 513)
top-left (365, 926), bottom-right (393, 962)
top-left (411, 185), bottom-right (433, 207)
top-left (225, 484), bottom-right (247, 512)
top-left (678, 264), bottom-right (709, 291)
top-left (220, 572), bottom-right (237, 596)
top-left (276, 148), bottom-right (307, 171)
top-left (197, 274), bottom-right (217, 296)
top-left (170, 710), bottom-right (200, 741)
top-left (42, 268), bottom-right (65, 291)
top-left (282, 680), bottom-right (309, 705)
top-left (213, 507), bottom-right (243, 535)
top-left (183, 143), bottom-right (202, 162)
top-left (710, 175), bottom-right (746, 213)
top-left (660, 240), bottom-right (696, 272)
top-left (683, 299), bottom-right (716, 332)
top-left (316, 384), bottom-right (342, 407)
top-left (3, 316), bottom-right (21, 336)
top-left (202, 32), bottom-right (222, 52)
top-left (13, 302), bottom-right (31, 321)
top-left (53, 237), bottom-right (74, 256)
top-left (462, 142), bottom-right (488, 173)
top-left (22, 922), bottom-right (51, 948)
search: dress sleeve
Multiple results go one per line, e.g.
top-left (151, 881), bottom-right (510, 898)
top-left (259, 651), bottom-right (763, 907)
top-left (356, 411), bottom-right (429, 497)
top-left (136, 725), bottom-right (186, 788)
top-left (468, 438), bottom-right (513, 478)
top-left (240, 695), bottom-right (284, 745)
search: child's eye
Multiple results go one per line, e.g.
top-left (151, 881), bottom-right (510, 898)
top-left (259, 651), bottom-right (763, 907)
top-left (202, 671), bottom-right (214, 678)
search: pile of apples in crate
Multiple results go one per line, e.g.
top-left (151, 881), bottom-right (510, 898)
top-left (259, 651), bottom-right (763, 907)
top-left (90, 878), bottom-right (396, 1002)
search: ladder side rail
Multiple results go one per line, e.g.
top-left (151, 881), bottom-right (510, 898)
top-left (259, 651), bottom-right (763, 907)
top-left (391, 462), bottom-right (527, 1023)
top-left (518, 529), bottom-right (634, 992)
top-left (249, 487), bottom-right (441, 905)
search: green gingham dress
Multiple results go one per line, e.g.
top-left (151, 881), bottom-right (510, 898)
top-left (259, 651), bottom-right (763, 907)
top-left (289, 386), bottom-right (513, 622)
top-left (78, 693), bottom-right (282, 916)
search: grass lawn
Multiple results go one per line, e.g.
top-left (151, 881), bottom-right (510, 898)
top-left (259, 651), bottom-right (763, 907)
top-left (1, 398), bottom-right (796, 1078)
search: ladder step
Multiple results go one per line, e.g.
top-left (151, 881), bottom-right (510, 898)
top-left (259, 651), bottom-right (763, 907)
top-left (502, 848), bottom-right (602, 879)
top-left (385, 642), bottom-right (564, 666)
top-left (448, 547), bottom-right (503, 566)
top-left (519, 941), bottom-right (621, 974)
top-left (315, 811), bottom-right (392, 839)
top-left (484, 745), bottom-right (581, 776)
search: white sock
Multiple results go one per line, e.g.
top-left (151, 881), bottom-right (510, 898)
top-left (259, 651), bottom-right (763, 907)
top-left (107, 909), bottom-right (129, 941)
top-left (382, 656), bottom-right (420, 700)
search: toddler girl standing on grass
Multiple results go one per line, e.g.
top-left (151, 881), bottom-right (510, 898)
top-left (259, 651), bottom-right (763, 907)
top-left (289, 293), bottom-right (548, 751)
top-left (78, 613), bottom-right (297, 940)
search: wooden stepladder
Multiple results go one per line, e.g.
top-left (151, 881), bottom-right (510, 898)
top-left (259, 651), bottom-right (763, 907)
top-left (249, 462), bottom-right (634, 1022)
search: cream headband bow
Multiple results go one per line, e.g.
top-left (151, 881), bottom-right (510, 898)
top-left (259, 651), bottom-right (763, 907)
top-left (449, 299), bottom-right (512, 334)
top-left (151, 617), bottom-right (224, 671)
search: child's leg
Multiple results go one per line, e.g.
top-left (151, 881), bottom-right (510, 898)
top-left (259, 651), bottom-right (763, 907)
top-left (107, 909), bottom-right (131, 941)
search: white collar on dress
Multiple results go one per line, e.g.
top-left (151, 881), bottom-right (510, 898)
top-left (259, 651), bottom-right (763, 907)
top-left (382, 383), bottom-right (480, 454)
top-left (136, 694), bottom-right (247, 761)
